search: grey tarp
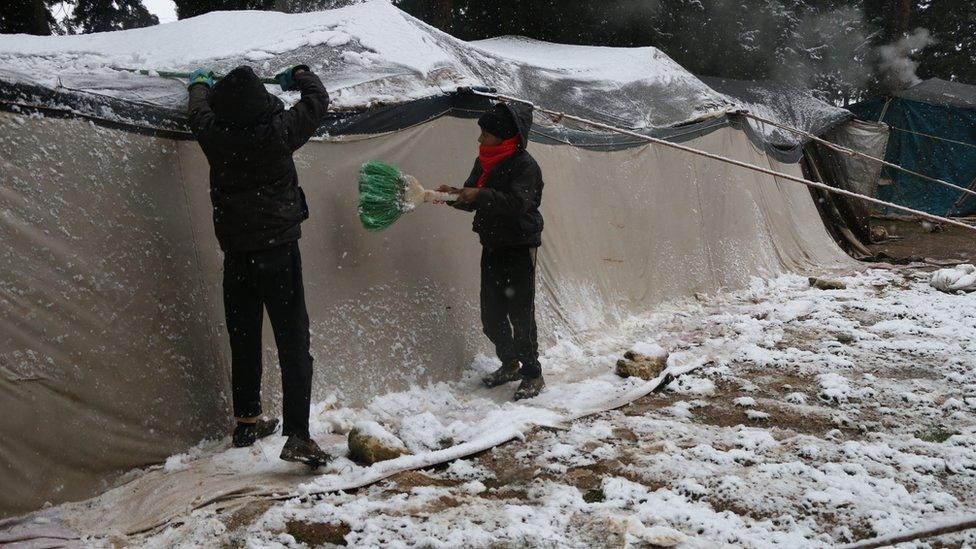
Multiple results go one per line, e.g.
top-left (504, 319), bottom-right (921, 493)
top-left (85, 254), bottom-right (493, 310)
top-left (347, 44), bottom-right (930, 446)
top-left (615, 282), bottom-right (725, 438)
top-left (895, 77), bottom-right (976, 110)
top-left (0, 108), bottom-right (855, 520)
top-left (820, 119), bottom-right (891, 199)
top-left (697, 76), bottom-right (853, 150)
top-left (804, 119), bottom-right (891, 251)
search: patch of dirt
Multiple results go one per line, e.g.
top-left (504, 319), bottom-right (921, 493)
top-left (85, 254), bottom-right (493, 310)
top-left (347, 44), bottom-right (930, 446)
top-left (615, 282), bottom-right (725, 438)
top-left (386, 470), bottom-right (456, 491)
top-left (477, 439), bottom-right (542, 491)
top-left (565, 512), bottom-right (630, 548)
top-left (223, 500), bottom-right (274, 532)
top-left (706, 497), bottom-right (779, 523)
top-left (285, 519), bottom-right (351, 546)
top-left (620, 365), bottom-right (882, 443)
top-left (882, 365), bottom-right (944, 381)
top-left (406, 495), bottom-right (463, 515)
top-left (868, 219), bottom-right (976, 263)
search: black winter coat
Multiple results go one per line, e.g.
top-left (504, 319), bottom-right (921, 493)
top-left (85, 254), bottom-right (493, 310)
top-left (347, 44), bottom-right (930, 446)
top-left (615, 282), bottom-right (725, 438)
top-left (456, 102), bottom-right (544, 248)
top-left (187, 67), bottom-right (329, 252)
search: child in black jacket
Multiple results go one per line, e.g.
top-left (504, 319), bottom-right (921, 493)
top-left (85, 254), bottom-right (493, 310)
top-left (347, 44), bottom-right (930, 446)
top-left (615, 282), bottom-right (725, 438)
top-left (439, 102), bottom-right (546, 400)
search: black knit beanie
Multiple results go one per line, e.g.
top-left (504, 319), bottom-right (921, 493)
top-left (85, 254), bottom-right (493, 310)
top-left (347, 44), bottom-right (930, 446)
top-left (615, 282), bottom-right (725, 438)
top-left (478, 103), bottom-right (518, 139)
top-left (209, 66), bottom-right (272, 126)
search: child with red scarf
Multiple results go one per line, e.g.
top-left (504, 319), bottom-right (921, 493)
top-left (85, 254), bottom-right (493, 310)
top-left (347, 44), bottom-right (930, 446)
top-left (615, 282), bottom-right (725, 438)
top-left (438, 102), bottom-right (546, 400)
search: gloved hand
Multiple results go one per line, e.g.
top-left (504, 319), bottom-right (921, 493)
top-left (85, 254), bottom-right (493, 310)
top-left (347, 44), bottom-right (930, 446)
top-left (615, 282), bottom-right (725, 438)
top-left (275, 64), bottom-right (309, 91)
top-left (187, 68), bottom-right (214, 88)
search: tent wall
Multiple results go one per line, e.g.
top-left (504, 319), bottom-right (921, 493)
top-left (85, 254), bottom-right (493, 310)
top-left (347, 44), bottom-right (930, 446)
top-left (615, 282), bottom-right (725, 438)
top-left (0, 114), bottom-right (227, 517)
top-left (176, 121), bottom-right (487, 410)
top-left (0, 110), bottom-right (853, 518)
top-left (850, 97), bottom-right (976, 216)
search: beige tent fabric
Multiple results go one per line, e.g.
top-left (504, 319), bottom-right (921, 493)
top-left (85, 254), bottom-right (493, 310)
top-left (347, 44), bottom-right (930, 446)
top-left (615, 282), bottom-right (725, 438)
top-left (0, 114), bottom-right (228, 518)
top-left (0, 111), bottom-right (854, 520)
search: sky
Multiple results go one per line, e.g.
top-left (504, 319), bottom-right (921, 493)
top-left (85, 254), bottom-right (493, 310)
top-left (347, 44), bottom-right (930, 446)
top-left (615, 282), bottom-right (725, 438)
top-left (143, 0), bottom-right (178, 24)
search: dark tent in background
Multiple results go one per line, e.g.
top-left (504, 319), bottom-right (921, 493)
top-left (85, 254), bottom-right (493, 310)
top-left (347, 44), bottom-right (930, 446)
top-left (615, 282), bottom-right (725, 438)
top-left (850, 78), bottom-right (976, 217)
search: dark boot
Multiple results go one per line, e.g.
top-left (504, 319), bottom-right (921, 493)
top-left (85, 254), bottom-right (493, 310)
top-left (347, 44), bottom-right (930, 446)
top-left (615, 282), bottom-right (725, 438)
top-left (232, 418), bottom-right (279, 448)
top-left (280, 435), bottom-right (332, 468)
top-left (482, 361), bottom-right (522, 388)
top-left (514, 375), bottom-right (545, 401)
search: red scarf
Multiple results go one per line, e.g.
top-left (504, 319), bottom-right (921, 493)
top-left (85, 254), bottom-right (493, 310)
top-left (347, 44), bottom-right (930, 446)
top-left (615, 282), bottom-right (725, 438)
top-left (476, 135), bottom-right (520, 188)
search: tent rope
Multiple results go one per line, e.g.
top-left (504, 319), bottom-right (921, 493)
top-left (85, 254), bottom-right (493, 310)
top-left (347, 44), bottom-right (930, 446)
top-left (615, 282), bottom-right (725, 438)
top-left (836, 515), bottom-right (976, 549)
top-left (466, 88), bottom-right (976, 234)
top-left (887, 125), bottom-right (976, 150)
top-left (739, 111), bottom-right (976, 199)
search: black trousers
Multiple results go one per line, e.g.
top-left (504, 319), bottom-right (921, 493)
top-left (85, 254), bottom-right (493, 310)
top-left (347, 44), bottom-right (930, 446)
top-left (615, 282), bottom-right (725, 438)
top-left (480, 246), bottom-right (541, 378)
top-left (223, 241), bottom-right (312, 439)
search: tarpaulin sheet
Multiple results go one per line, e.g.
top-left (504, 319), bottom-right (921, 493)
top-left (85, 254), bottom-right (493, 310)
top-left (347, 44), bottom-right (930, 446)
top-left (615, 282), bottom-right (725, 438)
top-left (850, 93), bottom-right (976, 216)
top-left (0, 110), bottom-right (855, 523)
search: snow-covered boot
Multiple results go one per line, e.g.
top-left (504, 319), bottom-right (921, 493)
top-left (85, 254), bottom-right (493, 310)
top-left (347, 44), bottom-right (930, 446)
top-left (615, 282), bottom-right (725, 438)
top-left (232, 418), bottom-right (279, 448)
top-left (280, 436), bottom-right (332, 468)
top-left (514, 375), bottom-right (545, 401)
top-left (482, 361), bottom-right (522, 388)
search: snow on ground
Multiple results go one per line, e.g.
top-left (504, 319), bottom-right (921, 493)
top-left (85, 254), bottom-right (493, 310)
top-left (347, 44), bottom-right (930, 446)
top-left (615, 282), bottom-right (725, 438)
top-left (101, 266), bottom-right (976, 548)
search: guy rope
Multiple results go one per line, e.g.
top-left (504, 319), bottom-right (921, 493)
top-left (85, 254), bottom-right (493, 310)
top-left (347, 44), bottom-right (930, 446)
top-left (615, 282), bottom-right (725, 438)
top-left (739, 110), bottom-right (976, 199)
top-left (463, 87), bottom-right (976, 234)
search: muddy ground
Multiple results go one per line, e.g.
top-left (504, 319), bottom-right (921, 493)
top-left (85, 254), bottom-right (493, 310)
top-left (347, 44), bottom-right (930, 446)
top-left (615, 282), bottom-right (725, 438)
top-left (134, 223), bottom-right (976, 548)
top-left (868, 218), bottom-right (976, 264)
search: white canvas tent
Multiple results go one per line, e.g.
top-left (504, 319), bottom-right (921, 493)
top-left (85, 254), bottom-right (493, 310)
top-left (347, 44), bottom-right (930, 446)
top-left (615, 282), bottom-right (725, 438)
top-left (0, 0), bottom-right (856, 523)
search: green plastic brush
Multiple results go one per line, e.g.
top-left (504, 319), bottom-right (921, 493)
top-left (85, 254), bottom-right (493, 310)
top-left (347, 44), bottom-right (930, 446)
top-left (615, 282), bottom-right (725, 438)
top-left (357, 161), bottom-right (453, 231)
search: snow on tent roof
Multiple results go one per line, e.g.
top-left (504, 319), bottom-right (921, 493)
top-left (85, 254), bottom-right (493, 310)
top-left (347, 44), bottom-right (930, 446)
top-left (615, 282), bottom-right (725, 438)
top-left (0, 0), bottom-right (733, 130)
top-left (699, 76), bottom-right (853, 148)
top-left (895, 78), bottom-right (976, 110)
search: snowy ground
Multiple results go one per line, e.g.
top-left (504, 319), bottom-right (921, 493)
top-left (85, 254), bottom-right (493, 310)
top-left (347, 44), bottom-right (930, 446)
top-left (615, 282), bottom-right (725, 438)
top-left (82, 267), bottom-right (976, 547)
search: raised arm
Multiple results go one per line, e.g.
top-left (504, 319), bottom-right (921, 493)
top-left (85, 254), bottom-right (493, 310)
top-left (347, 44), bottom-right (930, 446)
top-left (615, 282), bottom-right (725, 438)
top-left (278, 65), bottom-right (330, 151)
top-left (186, 68), bottom-right (215, 137)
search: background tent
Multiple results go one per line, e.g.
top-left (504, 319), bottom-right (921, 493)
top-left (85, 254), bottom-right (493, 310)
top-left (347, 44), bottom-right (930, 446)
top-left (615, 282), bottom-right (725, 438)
top-left (0, 1), bottom-right (855, 518)
top-left (703, 76), bottom-right (889, 255)
top-left (850, 78), bottom-right (976, 216)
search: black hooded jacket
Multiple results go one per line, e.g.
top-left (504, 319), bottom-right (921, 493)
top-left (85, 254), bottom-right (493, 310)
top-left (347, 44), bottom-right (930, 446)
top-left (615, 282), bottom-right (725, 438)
top-left (457, 102), bottom-right (544, 248)
top-left (187, 66), bottom-right (329, 252)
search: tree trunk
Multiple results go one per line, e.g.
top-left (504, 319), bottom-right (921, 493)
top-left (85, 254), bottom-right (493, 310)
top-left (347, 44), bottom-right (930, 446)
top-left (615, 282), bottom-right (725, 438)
top-left (894, 0), bottom-right (912, 37)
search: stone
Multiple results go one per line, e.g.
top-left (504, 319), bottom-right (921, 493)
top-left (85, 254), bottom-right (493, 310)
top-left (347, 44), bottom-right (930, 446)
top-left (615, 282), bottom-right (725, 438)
top-left (808, 276), bottom-right (846, 290)
top-left (348, 422), bottom-right (409, 465)
top-left (615, 350), bottom-right (668, 381)
top-left (835, 332), bottom-right (855, 344)
top-left (870, 225), bottom-right (889, 243)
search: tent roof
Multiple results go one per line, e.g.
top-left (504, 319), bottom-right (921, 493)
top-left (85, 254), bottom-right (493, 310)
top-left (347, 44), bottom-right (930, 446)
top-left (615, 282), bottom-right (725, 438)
top-left (0, 1), bottom-right (730, 129)
top-left (894, 78), bottom-right (976, 110)
top-left (699, 76), bottom-right (853, 148)
top-left (0, 1), bottom-right (848, 145)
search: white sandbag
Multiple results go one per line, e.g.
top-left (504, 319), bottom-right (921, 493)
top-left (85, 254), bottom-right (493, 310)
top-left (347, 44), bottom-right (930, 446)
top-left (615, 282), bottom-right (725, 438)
top-left (930, 264), bottom-right (976, 292)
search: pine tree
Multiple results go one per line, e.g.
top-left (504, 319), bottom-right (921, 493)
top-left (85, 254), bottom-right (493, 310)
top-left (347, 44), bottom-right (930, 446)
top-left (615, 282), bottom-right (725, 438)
top-left (913, 0), bottom-right (976, 84)
top-left (70, 0), bottom-right (159, 33)
top-left (174, 0), bottom-right (276, 19)
top-left (0, 0), bottom-right (53, 35)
